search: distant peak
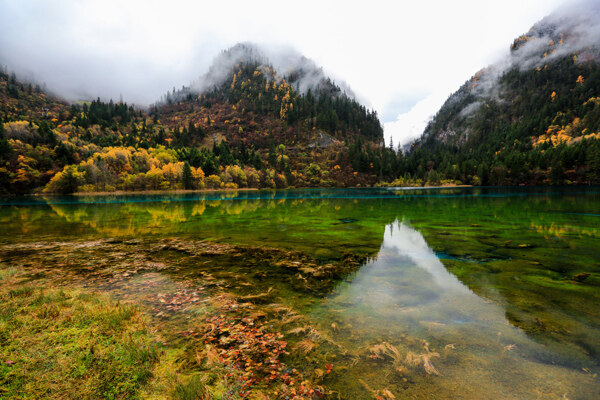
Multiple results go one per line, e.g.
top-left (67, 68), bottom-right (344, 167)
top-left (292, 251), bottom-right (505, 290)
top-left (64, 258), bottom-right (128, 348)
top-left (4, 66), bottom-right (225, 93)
top-left (187, 42), bottom-right (355, 99)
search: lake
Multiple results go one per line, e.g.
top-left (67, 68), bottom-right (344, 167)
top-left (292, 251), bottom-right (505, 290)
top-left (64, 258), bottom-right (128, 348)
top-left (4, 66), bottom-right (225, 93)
top-left (1, 186), bottom-right (599, 399)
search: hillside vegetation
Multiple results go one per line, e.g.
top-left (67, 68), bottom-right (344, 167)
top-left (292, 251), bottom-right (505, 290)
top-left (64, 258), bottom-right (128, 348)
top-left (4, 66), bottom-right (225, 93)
top-left (402, 4), bottom-right (600, 186)
top-left (0, 45), bottom-right (394, 194)
top-left (3, 8), bottom-right (600, 196)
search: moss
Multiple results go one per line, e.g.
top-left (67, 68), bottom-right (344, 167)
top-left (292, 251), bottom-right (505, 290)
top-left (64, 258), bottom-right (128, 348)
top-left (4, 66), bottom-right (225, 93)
top-left (0, 187), bottom-right (599, 398)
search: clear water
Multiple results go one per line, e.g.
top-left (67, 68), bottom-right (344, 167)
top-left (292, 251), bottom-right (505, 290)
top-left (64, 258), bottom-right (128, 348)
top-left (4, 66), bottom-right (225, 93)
top-left (1, 186), bottom-right (599, 399)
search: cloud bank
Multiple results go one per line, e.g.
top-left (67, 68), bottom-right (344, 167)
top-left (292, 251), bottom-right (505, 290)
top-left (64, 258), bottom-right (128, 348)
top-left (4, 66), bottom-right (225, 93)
top-left (184, 43), bottom-right (356, 100)
top-left (427, 0), bottom-right (600, 128)
top-left (0, 0), bottom-right (570, 144)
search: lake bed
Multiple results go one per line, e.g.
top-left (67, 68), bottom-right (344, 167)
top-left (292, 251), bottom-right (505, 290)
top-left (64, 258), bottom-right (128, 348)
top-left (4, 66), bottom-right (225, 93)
top-left (1, 187), bottom-right (599, 399)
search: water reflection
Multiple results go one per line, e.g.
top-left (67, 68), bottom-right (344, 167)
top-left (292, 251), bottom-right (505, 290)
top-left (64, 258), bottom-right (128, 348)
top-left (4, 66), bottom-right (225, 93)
top-left (1, 185), bottom-right (599, 207)
top-left (322, 220), bottom-right (507, 331)
top-left (2, 188), bottom-right (599, 258)
top-left (1, 188), bottom-right (598, 365)
top-left (1, 188), bottom-right (599, 398)
top-left (315, 220), bottom-right (599, 399)
top-left (385, 221), bottom-right (469, 292)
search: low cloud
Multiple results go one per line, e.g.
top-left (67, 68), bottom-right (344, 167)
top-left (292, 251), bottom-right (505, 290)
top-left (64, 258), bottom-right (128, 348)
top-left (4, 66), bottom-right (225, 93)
top-left (384, 0), bottom-right (598, 147)
top-left (0, 0), bottom-right (573, 133)
top-left (451, 0), bottom-right (600, 116)
top-left (183, 43), bottom-right (356, 99)
top-left (380, 91), bottom-right (429, 124)
top-left (384, 92), bottom-right (449, 149)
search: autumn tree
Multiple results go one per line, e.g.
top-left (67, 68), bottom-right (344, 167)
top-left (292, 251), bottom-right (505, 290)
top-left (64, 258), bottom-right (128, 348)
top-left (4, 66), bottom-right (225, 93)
top-left (45, 165), bottom-right (85, 194)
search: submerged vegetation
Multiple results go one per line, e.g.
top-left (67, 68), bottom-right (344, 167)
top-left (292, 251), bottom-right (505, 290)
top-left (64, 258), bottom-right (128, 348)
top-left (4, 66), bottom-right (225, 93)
top-left (0, 238), bottom-right (371, 399)
top-left (0, 186), bottom-right (599, 399)
top-left (1, 3), bottom-right (600, 399)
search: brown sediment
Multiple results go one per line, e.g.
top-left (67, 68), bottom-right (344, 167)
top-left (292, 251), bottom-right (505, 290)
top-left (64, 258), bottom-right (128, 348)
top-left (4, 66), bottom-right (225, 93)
top-left (198, 294), bottom-right (327, 398)
top-left (0, 238), bottom-right (366, 399)
top-left (0, 238), bottom-right (367, 296)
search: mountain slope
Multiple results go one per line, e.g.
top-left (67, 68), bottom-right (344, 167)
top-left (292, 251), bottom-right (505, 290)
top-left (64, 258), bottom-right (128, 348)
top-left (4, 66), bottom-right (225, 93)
top-left (154, 43), bottom-right (383, 148)
top-left (0, 69), bottom-right (68, 122)
top-left (146, 43), bottom-right (389, 187)
top-left (407, 1), bottom-right (600, 185)
top-left (0, 44), bottom-right (391, 194)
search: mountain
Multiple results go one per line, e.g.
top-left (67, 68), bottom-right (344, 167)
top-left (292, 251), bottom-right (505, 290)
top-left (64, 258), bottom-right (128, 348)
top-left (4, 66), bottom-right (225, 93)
top-left (405, 1), bottom-right (600, 185)
top-left (0, 70), bottom-right (68, 122)
top-left (0, 44), bottom-right (392, 194)
top-left (153, 43), bottom-right (382, 147)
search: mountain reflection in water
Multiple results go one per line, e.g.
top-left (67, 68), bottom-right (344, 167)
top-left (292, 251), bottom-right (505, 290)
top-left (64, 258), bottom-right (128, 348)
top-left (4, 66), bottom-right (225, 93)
top-left (311, 220), bottom-right (599, 399)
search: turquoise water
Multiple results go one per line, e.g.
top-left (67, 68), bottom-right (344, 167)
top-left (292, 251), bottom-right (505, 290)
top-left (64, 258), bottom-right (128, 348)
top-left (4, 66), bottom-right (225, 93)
top-left (1, 186), bottom-right (599, 398)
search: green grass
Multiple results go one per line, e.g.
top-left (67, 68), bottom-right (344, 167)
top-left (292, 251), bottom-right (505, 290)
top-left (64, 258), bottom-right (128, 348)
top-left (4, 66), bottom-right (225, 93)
top-left (0, 264), bottom-right (250, 400)
top-left (0, 284), bottom-right (160, 399)
top-left (174, 374), bottom-right (211, 400)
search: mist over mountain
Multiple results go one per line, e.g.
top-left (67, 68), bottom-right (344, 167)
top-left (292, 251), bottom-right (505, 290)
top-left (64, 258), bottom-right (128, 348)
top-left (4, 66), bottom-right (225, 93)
top-left (2, 2), bottom-right (599, 195)
top-left (401, 0), bottom-right (600, 186)
top-left (0, 42), bottom-right (391, 194)
top-left (157, 43), bottom-right (356, 106)
top-left (422, 0), bottom-right (600, 144)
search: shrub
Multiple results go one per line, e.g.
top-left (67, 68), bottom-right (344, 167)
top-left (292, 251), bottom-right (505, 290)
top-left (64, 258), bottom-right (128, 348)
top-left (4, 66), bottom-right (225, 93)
top-left (44, 165), bottom-right (85, 194)
top-left (206, 174), bottom-right (222, 189)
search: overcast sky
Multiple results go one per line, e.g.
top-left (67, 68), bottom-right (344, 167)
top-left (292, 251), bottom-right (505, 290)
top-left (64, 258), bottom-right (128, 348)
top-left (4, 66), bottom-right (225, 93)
top-left (0, 0), bottom-right (572, 146)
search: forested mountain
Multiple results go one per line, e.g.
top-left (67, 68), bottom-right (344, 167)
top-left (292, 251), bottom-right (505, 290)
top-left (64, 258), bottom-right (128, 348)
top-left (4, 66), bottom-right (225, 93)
top-left (403, 2), bottom-right (600, 185)
top-left (4, 3), bottom-right (600, 196)
top-left (0, 44), bottom-right (392, 194)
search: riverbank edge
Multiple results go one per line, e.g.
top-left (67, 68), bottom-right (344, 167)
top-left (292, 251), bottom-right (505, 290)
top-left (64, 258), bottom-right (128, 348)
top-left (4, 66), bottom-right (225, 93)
top-left (15, 183), bottom-right (473, 197)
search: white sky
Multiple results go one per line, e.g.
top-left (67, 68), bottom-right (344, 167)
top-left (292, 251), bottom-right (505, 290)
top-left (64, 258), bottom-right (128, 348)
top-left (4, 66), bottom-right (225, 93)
top-left (0, 0), bottom-right (571, 146)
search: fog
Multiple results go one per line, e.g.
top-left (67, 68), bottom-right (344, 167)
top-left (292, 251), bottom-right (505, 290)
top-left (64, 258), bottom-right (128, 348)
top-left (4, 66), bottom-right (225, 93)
top-left (162, 43), bottom-right (357, 105)
top-left (0, 0), bottom-right (572, 145)
top-left (443, 0), bottom-right (600, 123)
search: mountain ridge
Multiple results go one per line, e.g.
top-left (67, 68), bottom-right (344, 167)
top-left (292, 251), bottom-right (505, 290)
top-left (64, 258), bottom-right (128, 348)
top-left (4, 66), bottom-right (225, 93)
top-left (0, 44), bottom-right (395, 194)
top-left (403, 1), bottom-right (600, 185)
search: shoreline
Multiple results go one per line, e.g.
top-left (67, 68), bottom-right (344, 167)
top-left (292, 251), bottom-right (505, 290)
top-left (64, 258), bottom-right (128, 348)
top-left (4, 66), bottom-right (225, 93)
top-left (29, 184), bottom-right (474, 197)
top-left (72, 184), bottom-right (473, 196)
top-left (7, 183), bottom-right (600, 198)
top-left (71, 187), bottom-right (260, 196)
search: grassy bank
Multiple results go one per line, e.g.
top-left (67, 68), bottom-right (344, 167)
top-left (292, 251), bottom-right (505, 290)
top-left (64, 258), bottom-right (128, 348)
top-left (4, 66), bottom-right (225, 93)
top-left (0, 266), bottom-right (241, 400)
top-left (0, 271), bottom-right (159, 399)
top-left (0, 238), bottom-right (354, 399)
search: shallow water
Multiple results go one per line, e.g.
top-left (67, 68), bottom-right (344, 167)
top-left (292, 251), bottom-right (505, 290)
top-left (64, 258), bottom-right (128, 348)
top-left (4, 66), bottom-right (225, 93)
top-left (310, 221), bottom-right (598, 399)
top-left (1, 186), bottom-right (599, 398)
